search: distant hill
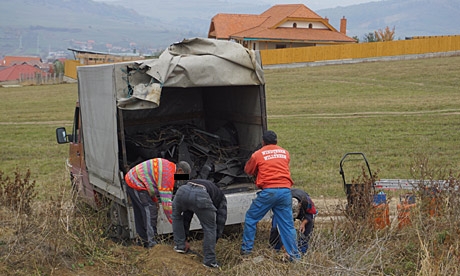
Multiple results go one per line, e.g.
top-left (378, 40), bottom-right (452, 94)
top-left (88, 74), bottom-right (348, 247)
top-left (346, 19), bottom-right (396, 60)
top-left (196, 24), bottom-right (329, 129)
top-left (0, 0), bottom-right (269, 58)
top-left (318, 0), bottom-right (460, 40)
top-left (103, 0), bottom-right (270, 35)
top-left (1, 0), bottom-right (459, 59)
top-left (94, 0), bottom-right (460, 41)
top-left (0, 0), bottom-right (206, 58)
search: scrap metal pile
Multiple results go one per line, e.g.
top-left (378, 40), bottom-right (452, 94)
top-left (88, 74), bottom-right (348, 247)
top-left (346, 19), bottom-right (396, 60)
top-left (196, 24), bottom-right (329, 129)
top-left (124, 123), bottom-right (254, 187)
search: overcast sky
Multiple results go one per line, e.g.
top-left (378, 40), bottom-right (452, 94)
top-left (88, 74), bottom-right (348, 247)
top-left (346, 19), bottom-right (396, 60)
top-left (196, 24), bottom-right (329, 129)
top-left (261, 0), bottom-right (381, 10)
top-left (96, 0), bottom-right (383, 10)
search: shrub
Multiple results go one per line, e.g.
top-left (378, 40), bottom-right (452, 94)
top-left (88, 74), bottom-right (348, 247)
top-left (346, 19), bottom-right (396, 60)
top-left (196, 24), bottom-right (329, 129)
top-left (0, 168), bottom-right (37, 214)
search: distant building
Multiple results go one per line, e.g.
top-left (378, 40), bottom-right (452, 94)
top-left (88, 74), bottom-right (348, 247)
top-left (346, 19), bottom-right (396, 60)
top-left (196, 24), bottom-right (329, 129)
top-left (1, 55), bottom-right (49, 71)
top-left (2, 55), bottom-right (42, 66)
top-left (208, 4), bottom-right (356, 50)
top-left (67, 48), bottom-right (145, 65)
top-left (0, 64), bottom-right (47, 83)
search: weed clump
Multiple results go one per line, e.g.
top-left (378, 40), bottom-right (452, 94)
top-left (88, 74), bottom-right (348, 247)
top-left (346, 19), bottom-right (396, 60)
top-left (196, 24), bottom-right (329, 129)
top-left (0, 168), bottom-right (37, 214)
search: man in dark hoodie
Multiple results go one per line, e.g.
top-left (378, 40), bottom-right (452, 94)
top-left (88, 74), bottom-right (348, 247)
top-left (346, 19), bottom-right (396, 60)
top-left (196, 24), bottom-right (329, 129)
top-left (269, 188), bottom-right (317, 254)
top-left (172, 179), bottom-right (227, 269)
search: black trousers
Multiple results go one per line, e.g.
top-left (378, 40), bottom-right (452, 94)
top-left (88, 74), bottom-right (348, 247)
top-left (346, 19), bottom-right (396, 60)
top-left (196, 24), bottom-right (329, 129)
top-left (126, 186), bottom-right (158, 247)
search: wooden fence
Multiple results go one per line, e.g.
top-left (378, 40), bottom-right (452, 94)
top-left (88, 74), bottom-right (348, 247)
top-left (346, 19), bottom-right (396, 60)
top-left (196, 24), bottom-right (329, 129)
top-left (0, 72), bottom-right (65, 86)
top-left (259, 35), bottom-right (460, 65)
top-left (64, 55), bottom-right (143, 80)
top-left (64, 60), bottom-right (80, 80)
top-left (19, 72), bottom-right (65, 85)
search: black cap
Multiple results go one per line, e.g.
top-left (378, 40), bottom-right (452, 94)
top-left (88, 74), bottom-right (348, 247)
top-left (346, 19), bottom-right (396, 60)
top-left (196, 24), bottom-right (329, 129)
top-left (262, 130), bottom-right (277, 145)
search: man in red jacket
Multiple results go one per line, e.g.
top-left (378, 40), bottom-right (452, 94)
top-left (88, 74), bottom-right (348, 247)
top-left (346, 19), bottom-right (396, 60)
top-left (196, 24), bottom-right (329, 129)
top-left (241, 130), bottom-right (300, 261)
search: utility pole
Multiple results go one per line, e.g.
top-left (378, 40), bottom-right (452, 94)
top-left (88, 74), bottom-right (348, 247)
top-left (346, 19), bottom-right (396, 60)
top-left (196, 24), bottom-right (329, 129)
top-left (36, 35), bottom-right (40, 55)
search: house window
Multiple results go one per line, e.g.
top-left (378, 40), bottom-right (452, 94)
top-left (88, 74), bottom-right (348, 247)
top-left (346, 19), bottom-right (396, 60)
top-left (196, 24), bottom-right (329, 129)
top-left (276, 44), bottom-right (286, 49)
top-left (293, 23), bottom-right (297, 28)
top-left (309, 23), bottom-right (313, 29)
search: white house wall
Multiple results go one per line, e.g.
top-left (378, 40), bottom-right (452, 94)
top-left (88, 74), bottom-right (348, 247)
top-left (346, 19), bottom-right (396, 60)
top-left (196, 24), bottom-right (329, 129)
top-left (279, 21), bottom-right (328, 29)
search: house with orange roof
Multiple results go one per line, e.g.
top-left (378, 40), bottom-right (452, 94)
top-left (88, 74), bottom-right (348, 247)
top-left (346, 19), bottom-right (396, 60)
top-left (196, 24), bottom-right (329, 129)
top-left (208, 4), bottom-right (356, 50)
top-left (2, 56), bottom-right (42, 66)
top-left (1, 55), bottom-right (50, 72)
top-left (0, 64), bottom-right (47, 83)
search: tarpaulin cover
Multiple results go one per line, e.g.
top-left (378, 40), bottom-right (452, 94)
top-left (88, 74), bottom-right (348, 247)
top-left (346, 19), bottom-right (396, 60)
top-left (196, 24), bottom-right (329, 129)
top-left (117, 37), bottom-right (265, 110)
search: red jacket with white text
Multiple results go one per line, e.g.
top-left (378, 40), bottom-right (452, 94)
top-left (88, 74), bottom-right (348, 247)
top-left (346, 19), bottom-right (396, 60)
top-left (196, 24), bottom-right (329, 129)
top-left (244, 144), bottom-right (294, 189)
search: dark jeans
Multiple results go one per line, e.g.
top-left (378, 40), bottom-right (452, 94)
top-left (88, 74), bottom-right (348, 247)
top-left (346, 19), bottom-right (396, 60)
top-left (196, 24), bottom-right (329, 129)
top-left (126, 186), bottom-right (158, 248)
top-left (172, 184), bottom-right (217, 265)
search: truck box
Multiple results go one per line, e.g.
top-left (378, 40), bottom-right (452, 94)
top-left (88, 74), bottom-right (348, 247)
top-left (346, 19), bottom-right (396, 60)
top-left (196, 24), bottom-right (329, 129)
top-left (56, 38), bottom-right (267, 240)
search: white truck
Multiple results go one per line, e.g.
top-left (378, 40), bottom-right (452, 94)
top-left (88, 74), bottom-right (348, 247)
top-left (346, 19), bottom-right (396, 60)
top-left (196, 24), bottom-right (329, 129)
top-left (56, 38), bottom-right (267, 240)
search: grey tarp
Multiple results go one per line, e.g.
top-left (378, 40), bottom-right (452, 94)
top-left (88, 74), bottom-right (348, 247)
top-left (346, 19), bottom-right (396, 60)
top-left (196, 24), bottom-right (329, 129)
top-left (117, 37), bottom-right (265, 110)
top-left (78, 65), bottom-right (122, 195)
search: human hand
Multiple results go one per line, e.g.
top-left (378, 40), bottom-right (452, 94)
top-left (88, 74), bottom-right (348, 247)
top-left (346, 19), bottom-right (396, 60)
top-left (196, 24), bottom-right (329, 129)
top-left (299, 219), bottom-right (308, 233)
top-left (185, 241), bottom-right (190, 252)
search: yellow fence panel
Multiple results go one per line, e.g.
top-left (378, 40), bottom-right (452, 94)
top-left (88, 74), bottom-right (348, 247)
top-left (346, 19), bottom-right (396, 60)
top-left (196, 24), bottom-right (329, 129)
top-left (260, 35), bottom-right (460, 66)
top-left (64, 60), bottom-right (81, 80)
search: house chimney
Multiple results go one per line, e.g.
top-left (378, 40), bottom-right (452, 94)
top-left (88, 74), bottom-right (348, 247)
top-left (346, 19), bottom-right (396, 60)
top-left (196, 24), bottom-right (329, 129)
top-left (340, 16), bottom-right (347, 34)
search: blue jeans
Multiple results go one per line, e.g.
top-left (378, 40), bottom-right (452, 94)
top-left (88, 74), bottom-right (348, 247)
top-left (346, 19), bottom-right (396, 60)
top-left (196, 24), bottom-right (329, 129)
top-left (172, 184), bottom-right (217, 265)
top-left (241, 188), bottom-right (300, 260)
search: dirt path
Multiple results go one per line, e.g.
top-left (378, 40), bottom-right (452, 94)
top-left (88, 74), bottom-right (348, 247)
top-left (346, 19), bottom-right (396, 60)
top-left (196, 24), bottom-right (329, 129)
top-left (0, 121), bottom-right (71, 125)
top-left (269, 109), bottom-right (460, 119)
top-left (2, 108), bottom-right (460, 125)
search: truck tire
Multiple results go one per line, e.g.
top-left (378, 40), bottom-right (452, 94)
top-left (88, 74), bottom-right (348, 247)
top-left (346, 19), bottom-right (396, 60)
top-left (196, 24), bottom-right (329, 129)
top-left (107, 202), bottom-right (130, 242)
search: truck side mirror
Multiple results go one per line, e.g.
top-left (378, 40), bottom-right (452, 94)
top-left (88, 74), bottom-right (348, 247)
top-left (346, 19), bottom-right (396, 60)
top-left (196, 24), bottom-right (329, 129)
top-left (56, 127), bottom-right (69, 144)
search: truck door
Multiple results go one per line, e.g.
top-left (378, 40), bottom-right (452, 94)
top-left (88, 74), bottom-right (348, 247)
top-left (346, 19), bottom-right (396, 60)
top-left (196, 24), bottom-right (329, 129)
top-left (68, 106), bottom-right (95, 206)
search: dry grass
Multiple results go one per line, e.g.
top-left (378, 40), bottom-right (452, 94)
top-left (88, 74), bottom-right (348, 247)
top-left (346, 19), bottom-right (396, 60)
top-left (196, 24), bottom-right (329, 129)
top-left (2, 163), bottom-right (460, 275)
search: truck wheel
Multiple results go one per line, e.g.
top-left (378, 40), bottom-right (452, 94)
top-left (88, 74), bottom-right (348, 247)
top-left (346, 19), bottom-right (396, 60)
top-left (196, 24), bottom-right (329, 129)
top-left (107, 202), bottom-right (130, 242)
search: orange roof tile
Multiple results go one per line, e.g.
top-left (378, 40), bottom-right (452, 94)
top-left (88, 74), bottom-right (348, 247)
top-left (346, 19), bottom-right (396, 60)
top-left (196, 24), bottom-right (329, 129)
top-left (208, 4), bottom-right (355, 44)
top-left (2, 56), bottom-right (41, 66)
top-left (0, 64), bottom-right (46, 82)
top-left (209, 14), bottom-right (267, 39)
top-left (259, 4), bottom-right (322, 27)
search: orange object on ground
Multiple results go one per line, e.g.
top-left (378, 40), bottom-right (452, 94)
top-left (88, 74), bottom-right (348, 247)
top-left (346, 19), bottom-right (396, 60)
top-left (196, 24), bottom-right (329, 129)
top-left (372, 203), bottom-right (390, 229)
top-left (421, 188), bottom-right (442, 217)
top-left (397, 203), bottom-right (416, 229)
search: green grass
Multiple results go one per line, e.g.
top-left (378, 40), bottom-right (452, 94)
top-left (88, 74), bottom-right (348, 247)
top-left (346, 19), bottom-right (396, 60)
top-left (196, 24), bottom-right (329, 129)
top-left (1, 57), bottom-right (460, 199)
top-left (263, 56), bottom-right (460, 196)
top-left (0, 84), bottom-right (76, 199)
top-left (265, 57), bottom-right (460, 115)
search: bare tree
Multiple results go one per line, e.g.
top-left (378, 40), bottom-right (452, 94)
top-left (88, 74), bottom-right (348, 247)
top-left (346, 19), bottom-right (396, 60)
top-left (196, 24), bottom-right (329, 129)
top-left (375, 26), bottom-right (396, 42)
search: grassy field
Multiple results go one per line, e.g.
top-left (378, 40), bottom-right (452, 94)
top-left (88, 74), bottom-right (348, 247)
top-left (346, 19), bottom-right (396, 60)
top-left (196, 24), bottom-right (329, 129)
top-left (1, 56), bottom-right (460, 275)
top-left (1, 56), bottom-right (460, 198)
top-left (266, 56), bottom-right (460, 195)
